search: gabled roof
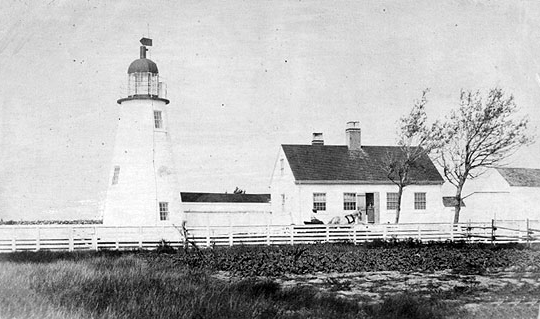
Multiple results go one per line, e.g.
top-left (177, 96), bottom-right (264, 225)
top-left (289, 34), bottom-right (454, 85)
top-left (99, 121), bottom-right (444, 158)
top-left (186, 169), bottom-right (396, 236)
top-left (281, 144), bottom-right (443, 184)
top-left (496, 167), bottom-right (540, 187)
top-left (442, 196), bottom-right (465, 207)
top-left (181, 192), bottom-right (271, 203)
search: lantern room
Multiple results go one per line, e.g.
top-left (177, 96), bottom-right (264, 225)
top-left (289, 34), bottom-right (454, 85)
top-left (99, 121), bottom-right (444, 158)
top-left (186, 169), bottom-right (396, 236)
top-left (120, 38), bottom-right (168, 102)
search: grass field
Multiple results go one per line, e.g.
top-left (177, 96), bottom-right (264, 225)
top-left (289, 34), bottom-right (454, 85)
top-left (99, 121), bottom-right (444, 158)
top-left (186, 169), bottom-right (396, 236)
top-left (0, 242), bottom-right (538, 319)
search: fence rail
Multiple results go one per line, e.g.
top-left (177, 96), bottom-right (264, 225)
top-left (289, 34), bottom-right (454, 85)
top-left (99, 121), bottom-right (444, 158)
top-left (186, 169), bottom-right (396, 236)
top-left (0, 220), bottom-right (538, 252)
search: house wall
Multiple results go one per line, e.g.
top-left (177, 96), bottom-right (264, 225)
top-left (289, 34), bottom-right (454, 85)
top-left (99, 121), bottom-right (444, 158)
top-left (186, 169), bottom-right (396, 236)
top-left (450, 168), bottom-right (540, 222)
top-left (270, 148), bottom-right (300, 225)
top-left (293, 184), bottom-right (447, 224)
top-left (182, 202), bottom-right (272, 227)
top-left (460, 187), bottom-right (540, 222)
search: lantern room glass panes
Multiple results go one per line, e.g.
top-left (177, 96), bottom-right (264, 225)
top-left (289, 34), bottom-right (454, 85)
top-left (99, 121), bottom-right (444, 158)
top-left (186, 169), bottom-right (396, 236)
top-left (128, 72), bottom-right (159, 96)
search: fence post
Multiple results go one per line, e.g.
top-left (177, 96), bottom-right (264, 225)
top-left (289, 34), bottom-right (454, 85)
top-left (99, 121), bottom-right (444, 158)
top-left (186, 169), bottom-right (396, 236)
top-left (138, 226), bottom-right (143, 249)
top-left (326, 225), bottom-right (330, 242)
top-left (383, 225), bottom-right (388, 240)
top-left (417, 225), bottom-right (422, 241)
top-left (527, 219), bottom-right (531, 248)
top-left (115, 226), bottom-right (119, 250)
top-left (290, 226), bottom-right (294, 245)
top-left (467, 221), bottom-right (471, 243)
top-left (229, 224), bottom-right (233, 247)
top-left (36, 226), bottom-right (40, 252)
top-left (69, 227), bottom-right (74, 252)
top-left (450, 223), bottom-right (454, 241)
top-left (11, 228), bottom-right (16, 252)
top-left (353, 226), bottom-right (357, 245)
top-left (491, 219), bottom-right (495, 245)
top-left (92, 226), bottom-right (98, 251)
top-left (206, 224), bottom-right (211, 248)
top-left (266, 225), bottom-right (270, 246)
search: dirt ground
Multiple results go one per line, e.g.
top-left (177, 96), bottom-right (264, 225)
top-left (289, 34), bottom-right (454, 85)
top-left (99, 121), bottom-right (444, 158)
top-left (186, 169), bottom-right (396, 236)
top-left (215, 270), bottom-right (540, 318)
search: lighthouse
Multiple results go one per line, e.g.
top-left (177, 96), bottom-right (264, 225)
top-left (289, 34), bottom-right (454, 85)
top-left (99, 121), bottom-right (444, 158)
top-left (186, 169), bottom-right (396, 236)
top-left (103, 38), bottom-right (183, 226)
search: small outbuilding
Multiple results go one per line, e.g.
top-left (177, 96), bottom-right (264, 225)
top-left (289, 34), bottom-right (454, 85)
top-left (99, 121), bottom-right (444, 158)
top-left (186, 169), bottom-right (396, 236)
top-left (181, 192), bottom-right (271, 227)
top-left (455, 167), bottom-right (540, 222)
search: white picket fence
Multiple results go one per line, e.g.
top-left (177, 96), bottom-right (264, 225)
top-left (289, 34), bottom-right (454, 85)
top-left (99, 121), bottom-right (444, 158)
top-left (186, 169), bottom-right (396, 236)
top-left (0, 220), bottom-right (538, 253)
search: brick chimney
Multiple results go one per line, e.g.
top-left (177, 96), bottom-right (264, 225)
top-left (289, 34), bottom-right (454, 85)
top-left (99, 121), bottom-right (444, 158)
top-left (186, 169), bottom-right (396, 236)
top-left (346, 121), bottom-right (361, 150)
top-left (312, 132), bottom-right (324, 145)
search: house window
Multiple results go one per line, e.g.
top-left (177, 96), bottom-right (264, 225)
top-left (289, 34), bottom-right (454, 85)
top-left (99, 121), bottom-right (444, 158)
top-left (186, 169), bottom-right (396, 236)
top-left (343, 193), bottom-right (356, 210)
top-left (111, 166), bottom-right (120, 185)
top-left (154, 111), bottom-right (163, 129)
top-left (159, 202), bottom-right (169, 221)
top-left (280, 158), bottom-right (284, 176)
top-left (414, 193), bottom-right (426, 210)
top-left (387, 192), bottom-right (399, 210)
top-left (313, 193), bottom-right (326, 211)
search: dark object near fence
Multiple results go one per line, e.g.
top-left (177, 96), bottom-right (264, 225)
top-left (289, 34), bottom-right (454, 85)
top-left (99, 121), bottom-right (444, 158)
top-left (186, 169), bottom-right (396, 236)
top-left (156, 239), bottom-right (176, 254)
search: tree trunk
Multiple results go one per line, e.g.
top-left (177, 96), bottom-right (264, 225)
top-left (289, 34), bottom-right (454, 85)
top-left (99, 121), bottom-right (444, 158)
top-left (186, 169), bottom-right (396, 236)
top-left (395, 186), bottom-right (404, 224)
top-left (453, 183), bottom-right (464, 224)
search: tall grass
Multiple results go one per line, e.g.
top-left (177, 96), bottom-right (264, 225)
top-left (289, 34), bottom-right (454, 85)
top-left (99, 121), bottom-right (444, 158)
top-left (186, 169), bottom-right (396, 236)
top-left (0, 251), bottom-right (465, 319)
top-left (0, 254), bottom-right (368, 319)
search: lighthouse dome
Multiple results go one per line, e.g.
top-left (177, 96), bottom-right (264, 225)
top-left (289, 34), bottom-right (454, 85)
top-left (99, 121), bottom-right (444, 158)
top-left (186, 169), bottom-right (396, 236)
top-left (127, 58), bottom-right (159, 74)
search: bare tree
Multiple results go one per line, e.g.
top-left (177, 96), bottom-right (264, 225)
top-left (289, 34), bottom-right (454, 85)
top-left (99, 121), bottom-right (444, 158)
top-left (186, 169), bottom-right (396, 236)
top-left (432, 88), bottom-right (533, 223)
top-left (382, 90), bottom-right (436, 223)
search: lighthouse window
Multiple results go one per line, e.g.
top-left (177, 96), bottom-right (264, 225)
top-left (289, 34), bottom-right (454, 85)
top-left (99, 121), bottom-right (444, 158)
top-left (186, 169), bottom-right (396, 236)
top-left (111, 166), bottom-right (120, 185)
top-left (159, 202), bottom-right (169, 221)
top-left (154, 111), bottom-right (163, 129)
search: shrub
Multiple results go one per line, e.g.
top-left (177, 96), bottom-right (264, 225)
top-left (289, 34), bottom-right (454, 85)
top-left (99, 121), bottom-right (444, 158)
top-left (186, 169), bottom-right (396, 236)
top-left (156, 239), bottom-right (176, 254)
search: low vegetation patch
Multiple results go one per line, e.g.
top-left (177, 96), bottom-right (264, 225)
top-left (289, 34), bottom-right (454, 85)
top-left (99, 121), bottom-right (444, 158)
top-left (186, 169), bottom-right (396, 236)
top-left (0, 241), bottom-right (538, 319)
top-left (144, 240), bottom-right (540, 277)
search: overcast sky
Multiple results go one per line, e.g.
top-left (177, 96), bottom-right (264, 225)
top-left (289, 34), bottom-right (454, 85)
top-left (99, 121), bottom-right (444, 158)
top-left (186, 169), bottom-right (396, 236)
top-left (0, 0), bottom-right (539, 220)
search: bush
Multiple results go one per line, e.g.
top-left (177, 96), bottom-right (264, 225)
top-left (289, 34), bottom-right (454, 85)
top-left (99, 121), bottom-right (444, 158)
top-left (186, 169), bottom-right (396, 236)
top-left (156, 239), bottom-right (176, 254)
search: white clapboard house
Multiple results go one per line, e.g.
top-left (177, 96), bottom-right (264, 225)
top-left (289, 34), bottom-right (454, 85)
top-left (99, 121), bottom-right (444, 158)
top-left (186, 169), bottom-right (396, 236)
top-left (270, 122), bottom-right (449, 225)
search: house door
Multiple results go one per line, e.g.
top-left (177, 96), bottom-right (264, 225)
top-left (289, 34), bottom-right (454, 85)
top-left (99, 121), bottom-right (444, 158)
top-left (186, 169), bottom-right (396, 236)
top-left (366, 193), bottom-right (375, 223)
top-left (364, 192), bottom-right (380, 223)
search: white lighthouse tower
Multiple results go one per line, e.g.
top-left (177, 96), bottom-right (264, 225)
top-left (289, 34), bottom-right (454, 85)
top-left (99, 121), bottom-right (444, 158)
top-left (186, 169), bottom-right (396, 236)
top-left (103, 38), bottom-right (183, 226)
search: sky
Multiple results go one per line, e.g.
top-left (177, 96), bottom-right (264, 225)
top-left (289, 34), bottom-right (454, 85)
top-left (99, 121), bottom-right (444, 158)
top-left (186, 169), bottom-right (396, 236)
top-left (0, 0), bottom-right (539, 220)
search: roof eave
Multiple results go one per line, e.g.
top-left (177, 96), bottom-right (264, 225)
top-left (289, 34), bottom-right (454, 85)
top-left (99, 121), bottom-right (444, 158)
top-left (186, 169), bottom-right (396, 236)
top-left (295, 180), bottom-right (444, 185)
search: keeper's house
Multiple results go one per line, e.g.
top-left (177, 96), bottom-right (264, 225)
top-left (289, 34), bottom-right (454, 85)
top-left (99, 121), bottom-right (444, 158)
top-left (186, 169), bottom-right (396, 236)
top-left (456, 167), bottom-right (540, 222)
top-left (270, 122), bottom-right (448, 225)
